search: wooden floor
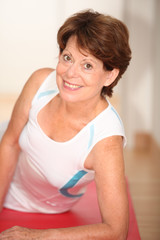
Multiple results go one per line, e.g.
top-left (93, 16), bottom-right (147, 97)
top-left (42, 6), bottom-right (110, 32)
top-left (0, 94), bottom-right (160, 240)
top-left (124, 145), bottom-right (160, 240)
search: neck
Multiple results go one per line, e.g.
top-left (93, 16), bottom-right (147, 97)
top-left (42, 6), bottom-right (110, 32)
top-left (57, 94), bottom-right (108, 122)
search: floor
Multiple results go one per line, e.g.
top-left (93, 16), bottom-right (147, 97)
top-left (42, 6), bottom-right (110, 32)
top-left (124, 145), bottom-right (160, 240)
top-left (0, 94), bottom-right (160, 240)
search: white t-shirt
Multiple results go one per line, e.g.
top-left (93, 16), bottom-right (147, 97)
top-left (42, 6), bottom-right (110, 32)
top-left (3, 70), bottom-right (126, 213)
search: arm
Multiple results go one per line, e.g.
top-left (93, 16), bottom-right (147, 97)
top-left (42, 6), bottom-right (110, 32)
top-left (54, 135), bottom-right (128, 239)
top-left (0, 68), bottom-right (54, 211)
top-left (0, 136), bottom-right (128, 240)
top-left (90, 135), bottom-right (129, 239)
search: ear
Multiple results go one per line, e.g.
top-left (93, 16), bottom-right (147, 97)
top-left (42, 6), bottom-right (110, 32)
top-left (104, 68), bottom-right (119, 87)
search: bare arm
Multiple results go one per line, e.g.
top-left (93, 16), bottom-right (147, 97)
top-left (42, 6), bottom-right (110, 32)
top-left (0, 68), bottom-right (54, 211)
top-left (52, 136), bottom-right (128, 239)
top-left (0, 136), bottom-right (128, 240)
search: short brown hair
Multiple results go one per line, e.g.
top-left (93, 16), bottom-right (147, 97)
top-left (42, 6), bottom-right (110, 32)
top-left (57, 9), bottom-right (131, 97)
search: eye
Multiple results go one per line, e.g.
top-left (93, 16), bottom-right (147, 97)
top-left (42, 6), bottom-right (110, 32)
top-left (63, 54), bottom-right (71, 62)
top-left (84, 63), bottom-right (93, 70)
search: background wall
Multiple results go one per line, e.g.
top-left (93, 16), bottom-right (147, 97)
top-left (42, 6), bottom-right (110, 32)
top-left (0, 0), bottom-right (124, 94)
top-left (0, 0), bottom-right (159, 148)
top-left (0, 0), bottom-right (58, 93)
top-left (122, 0), bottom-right (160, 147)
top-left (153, 0), bottom-right (160, 146)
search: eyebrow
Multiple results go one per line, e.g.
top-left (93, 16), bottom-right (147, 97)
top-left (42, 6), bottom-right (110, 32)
top-left (64, 49), bottom-right (98, 65)
top-left (81, 58), bottom-right (97, 65)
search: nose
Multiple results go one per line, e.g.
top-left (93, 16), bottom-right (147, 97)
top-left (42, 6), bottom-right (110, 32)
top-left (66, 62), bottom-right (80, 78)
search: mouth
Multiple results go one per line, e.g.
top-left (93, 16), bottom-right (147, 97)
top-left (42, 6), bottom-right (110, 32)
top-left (63, 80), bottom-right (82, 90)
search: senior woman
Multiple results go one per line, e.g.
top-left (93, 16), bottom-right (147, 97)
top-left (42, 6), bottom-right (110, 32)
top-left (0, 9), bottom-right (131, 240)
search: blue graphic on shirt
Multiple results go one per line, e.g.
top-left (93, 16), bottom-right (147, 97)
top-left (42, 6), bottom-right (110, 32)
top-left (38, 90), bottom-right (56, 99)
top-left (88, 124), bottom-right (94, 149)
top-left (59, 170), bottom-right (87, 198)
top-left (110, 106), bottom-right (123, 126)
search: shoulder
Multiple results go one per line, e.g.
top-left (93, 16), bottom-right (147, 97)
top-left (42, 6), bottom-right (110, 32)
top-left (3, 68), bottom-right (55, 143)
top-left (91, 103), bottom-right (126, 145)
top-left (30, 67), bottom-right (54, 79)
top-left (85, 135), bottom-right (124, 170)
top-left (84, 103), bottom-right (126, 170)
top-left (99, 103), bottom-right (123, 128)
top-left (19, 68), bottom-right (55, 103)
top-left (18, 68), bottom-right (55, 115)
top-left (30, 68), bottom-right (57, 105)
top-left (28, 68), bottom-right (55, 87)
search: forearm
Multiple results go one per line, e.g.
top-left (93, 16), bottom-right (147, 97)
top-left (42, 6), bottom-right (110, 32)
top-left (0, 142), bottom-right (20, 210)
top-left (0, 223), bottom-right (127, 240)
top-left (36, 223), bottom-right (126, 240)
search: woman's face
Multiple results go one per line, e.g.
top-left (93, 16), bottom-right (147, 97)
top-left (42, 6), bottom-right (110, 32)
top-left (56, 36), bottom-right (110, 104)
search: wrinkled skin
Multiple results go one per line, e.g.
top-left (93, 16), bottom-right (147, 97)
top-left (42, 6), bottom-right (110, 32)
top-left (0, 226), bottom-right (48, 240)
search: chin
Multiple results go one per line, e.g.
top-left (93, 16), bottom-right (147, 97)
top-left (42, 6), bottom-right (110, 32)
top-left (59, 91), bottom-right (80, 103)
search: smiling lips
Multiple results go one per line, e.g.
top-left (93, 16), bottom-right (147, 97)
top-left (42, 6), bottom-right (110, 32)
top-left (63, 80), bottom-right (82, 90)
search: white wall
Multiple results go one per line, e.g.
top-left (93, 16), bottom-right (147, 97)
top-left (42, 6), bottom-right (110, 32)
top-left (0, 0), bottom-right (124, 94)
top-left (57, 0), bottom-right (124, 22)
top-left (0, 0), bottom-right (58, 94)
top-left (122, 0), bottom-right (156, 148)
top-left (153, 0), bottom-right (160, 146)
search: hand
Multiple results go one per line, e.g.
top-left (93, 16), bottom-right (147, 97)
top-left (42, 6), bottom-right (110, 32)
top-left (0, 226), bottom-right (45, 240)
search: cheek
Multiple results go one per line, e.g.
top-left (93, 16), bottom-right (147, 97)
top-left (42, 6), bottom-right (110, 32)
top-left (56, 61), bottom-right (68, 75)
top-left (56, 64), bottom-right (63, 87)
top-left (56, 62), bottom-right (62, 75)
top-left (94, 73), bottom-right (107, 88)
top-left (87, 75), bottom-right (103, 88)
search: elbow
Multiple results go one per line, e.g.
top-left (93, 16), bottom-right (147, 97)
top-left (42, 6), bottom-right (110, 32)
top-left (115, 231), bottom-right (128, 240)
top-left (102, 223), bottom-right (128, 240)
top-left (112, 223), bottom-right (128, 240)
top-left (111, 230), bottom-right (128, 240)
top-left (107, 230), bottom-right (128, 240)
